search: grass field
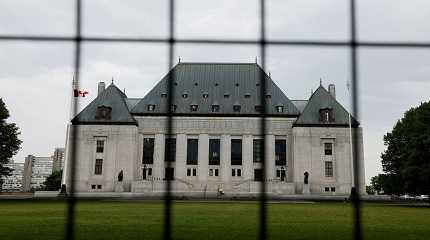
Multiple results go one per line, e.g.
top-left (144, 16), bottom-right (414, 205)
top-left (0, 200), bottom-right (429, 240)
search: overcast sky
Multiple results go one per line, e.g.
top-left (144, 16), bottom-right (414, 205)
top-left (1, 0), bottom-right (430, 183)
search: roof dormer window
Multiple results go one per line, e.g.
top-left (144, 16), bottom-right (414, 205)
top-left (95, 106), bottom-right (112, 120)
top-left (244, 93), bottom-right (251, 98)
top-left (265, 94), bottom-right (272, 99)
top-left (202, 92), bottom-right (209, 99)
top-left (319, 108), bottom-right (334, 123)
top-left (161, 93), bottom-right (167, 98)
top-left (147, 104), bottom-right (155, 111)
top-left (255, 105), bottom-right (262, 112)
top-left (170, 105), bottom-right (177, 112)
top-left (233, 105), bottom-right (241, 112)
top-left (212, 104), bottom-right (220, 112)
top-left (224, 93), bottom-right (230, 98)
top-left (276, 105), bottom-right (284, 113)
top-left (190, 105), bottom-right (198, 112)
top-left (182, 92), bottom-right (188, 98)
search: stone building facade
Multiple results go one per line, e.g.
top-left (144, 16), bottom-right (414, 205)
top-left (63, 63), bottom-right (365, 195)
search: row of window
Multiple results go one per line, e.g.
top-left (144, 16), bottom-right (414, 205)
top-left (142, 167), bottom-right (280, 182)
top-left (142, 138), bottom-right (288, 166)
top-left (94, 159), bottom-right (331, 179)
top-left (147, 104), bottom-right (285, 113)
top-left (171, 91), bottom-right (274, 99)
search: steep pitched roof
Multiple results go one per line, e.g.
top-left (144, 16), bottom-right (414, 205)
top-left (291, 100), bottom-right (308, 113)
top-left (294, 86), bottom-right (359, 127)
top-left (72, 83), bottom-right (137, 125)
top-left (131, 62), bottom-right (300, 116)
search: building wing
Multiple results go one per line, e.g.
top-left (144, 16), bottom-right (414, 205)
top-left (71, 83), bottom-right (137, 125)
top-left (294, 86), bottom-right (359, 127)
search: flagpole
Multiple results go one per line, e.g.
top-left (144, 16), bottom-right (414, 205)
top-left (69, 75), bottom-right (77, 120)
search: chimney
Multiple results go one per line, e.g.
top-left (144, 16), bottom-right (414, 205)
top-left (328, 84), bottom-right (336, 99)
top-left (98, 82), bottom-right (106, 96)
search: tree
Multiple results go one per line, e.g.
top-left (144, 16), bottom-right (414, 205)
top-left (43, 171), bottom-right (62, 191)
top-left (366, 185), bottom-right (375, 195)
top-left (0, 98), bottom-right (22, 192)
top-left (370, 175), bottom-right (383, 194)
top-left (380, 101), bottom-right (430, 196)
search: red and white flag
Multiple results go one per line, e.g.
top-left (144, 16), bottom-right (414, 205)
top-left (73, 89), bottom-right (89, 97)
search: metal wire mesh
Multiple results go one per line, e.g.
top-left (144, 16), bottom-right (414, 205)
top-left (2, 0), bottom-right (429, 239)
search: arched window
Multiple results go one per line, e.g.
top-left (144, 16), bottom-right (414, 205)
top-left (233, 104), bottom-right (241, 112)
top-left (190, 105), bottom-right (198, 112)
top-left (319, 108), bottom-right (335, 123)
top-left (95, 106), bottom-right (112, 120)
top-left (147, 104), bottom-right (155, 111)
top-left (212, 104), bottom-right (220, 112)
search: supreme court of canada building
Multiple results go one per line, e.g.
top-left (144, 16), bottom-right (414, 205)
top-left (62, 62), bottom-right (365, 196)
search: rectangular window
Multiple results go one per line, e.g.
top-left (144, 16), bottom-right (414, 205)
top-left (187, 168), bottom-right (191, 176)
top-left (96, 140), bottom-right (104, 153)
top-left (148, 168), bottom-right (152, 176)
top-left (94, 159), bottom-right (103, 175)
top-left (253, 139), bottom-right (263, 162)
top-left (193, 168), bottom-right (197, 176)
top-left (91, 185), bottom-right (96, 189)
top-left (232, 169), bottom-right (236, 177)
top-left (237, 169), bottom-right (241, 177)
top-left (325, 161), bottom-right (334, 177)
top-left (324, 143), bottom-right (333, 155)
top-left (142, 138), bottom-right (155, 164)
top-left (331, 187), bottom-right (336, 192)
top-left (214, 169), bottom-right (219, 176)
top-left (165, 167), bottom-right (174, 180)
top-left (209, 169), bottom-right (213, 176)
top-left (165, 138), bottom-right (176, 162)
top-left (275, 139), bottom-right (287, 165)
top-left (97, 185), bottom-right (102, 189)
top-left (276, 169), bottom-right (281, 178)
top-left (254, 169), bottom-right (263, 181)
top-left (231, 139), bottom-right (242, 165)
top-left (187, 139), bottom-right (199, 165)
top-left (325, 187), bottom-right (330, 192)
top-left (209, 139), bottom-right (220, 165)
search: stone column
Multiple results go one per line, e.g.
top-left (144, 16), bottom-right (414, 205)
top-left (242, 135), bottom-right (253, 181)
top-left (220, 134), bottom-right (231, 182)
top-left (198, 134), bottom-right (209, 182)
top-left (175, 134), bottom-right (187, 180)
top-left (265, 134), bottom-right (275, 181)
top-left (153, 134), bottom-right (165, 180)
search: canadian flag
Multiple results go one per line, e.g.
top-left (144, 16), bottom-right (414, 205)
top-left (73, 89), bottom-right (89, 97)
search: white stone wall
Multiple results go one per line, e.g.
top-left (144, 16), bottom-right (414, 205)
top-left (63, 124), bottom-right (138, 192)
top-left (292, 126), bottom-right (365, 194)
top-left (64, 116), bottom-right (365, 195)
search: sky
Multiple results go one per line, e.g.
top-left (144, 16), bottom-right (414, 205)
top-left (1, 0), bottom-right (430, 183)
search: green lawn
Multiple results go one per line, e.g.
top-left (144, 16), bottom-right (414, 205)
top-left (0, 200), bottom-right (429, 240)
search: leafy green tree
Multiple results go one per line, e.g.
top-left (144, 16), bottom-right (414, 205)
top-left (0, 98), bottom-right (22, 192)
top-left (366, 185), bottom-right (375, 195)
top-left (381, 101), bottom-right (430, 195)
top-left (370, 175), bottom-right (383, 194)
top-left (43, 171), bottom-right (62, 191)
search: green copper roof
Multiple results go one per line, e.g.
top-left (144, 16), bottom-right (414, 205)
top-left (72, 84), bottom-right (137, 125)
top-left (131, 62), bottom-right (300, 116)
top-left (294, 86), bottom-right (359, 127)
